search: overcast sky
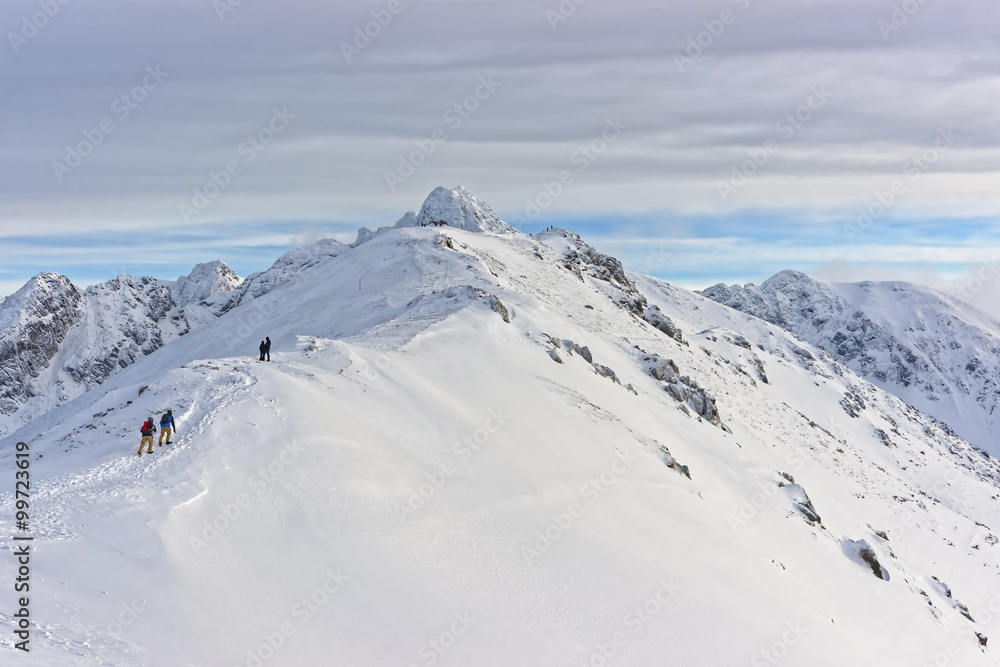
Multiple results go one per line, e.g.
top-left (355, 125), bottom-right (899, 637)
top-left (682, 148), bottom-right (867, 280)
top-left (1, 0), bottom-right (998, 312)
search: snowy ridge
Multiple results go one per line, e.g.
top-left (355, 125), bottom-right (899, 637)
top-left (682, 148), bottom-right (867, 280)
top-left (220, 239), bottom-right (351, 311)
top-left (700, 270), bottom-right (1000, 455)
top-left (0, 189), bottom-right (998, 665)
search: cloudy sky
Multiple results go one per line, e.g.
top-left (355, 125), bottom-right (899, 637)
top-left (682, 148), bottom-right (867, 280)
top-left (2, 0), bottom-right (998, 311)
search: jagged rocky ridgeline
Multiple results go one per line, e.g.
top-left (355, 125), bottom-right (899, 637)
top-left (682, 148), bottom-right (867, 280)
top-left (700, 270), bottom-right (1000, 455)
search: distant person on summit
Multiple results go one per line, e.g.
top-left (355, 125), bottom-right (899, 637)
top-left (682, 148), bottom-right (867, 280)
top-left (138, 417), bottom-right (156, 456)
top-left (264, 336), bottom-right (271, 361)
top-left (259, 340), bottom-right (266, 361)
top-left (159, 409), bottom-right (176, 446)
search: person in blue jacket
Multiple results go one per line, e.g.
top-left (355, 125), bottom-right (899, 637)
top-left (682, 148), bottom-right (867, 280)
top-left (159, 409), bottom-right (177, 446)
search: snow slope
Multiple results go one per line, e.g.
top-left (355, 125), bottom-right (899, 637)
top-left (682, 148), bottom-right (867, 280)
top-left (700, 271), bottom-right (1000, 456)
top-left (1, 189), bottom-right (999, 666)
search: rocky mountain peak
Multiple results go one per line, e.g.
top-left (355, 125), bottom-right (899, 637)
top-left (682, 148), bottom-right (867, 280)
top-left (0, 272), bottom-right (83, 417)
top-left (411, 186), bottom-right (514, 233)
top-left (174, 260), bottom-right (242, 308)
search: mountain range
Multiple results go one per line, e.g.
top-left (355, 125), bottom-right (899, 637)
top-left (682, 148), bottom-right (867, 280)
top-left (701, 271), bottom-right (1000, 455)
top-left (0, 186), bottom-right (997, 666)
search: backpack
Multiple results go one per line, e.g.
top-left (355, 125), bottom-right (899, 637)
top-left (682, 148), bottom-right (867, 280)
top-left (160, 415), bottom-right (170, 426)
top-left (140, 420), bottom-right (153, 435)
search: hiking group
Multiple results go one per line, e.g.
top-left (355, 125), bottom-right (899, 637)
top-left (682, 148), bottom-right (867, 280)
top-left (138, 410), bottom-right (177, 456)
top-left (138, 337), bottom-right (271, 456)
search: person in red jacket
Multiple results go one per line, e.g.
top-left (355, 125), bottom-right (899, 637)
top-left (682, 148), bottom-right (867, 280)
top-left (138, 417), bottom-right (156, 456)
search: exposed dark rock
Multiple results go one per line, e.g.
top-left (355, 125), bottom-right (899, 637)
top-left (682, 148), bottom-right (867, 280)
top-left (840, 387), bottom-right (866, 418)
top-left (750, 354), bottom-right (769, 384)
top-left (593, 363), bottom-right (620, 384)
top-left (642, 354), bottom-right (724, 428)
top-left (843, 539), bottom-right (889, 580)
top-left (538, 229), bottom-right (684, 343)
top-left (489, 295), bottom-right (511, 323)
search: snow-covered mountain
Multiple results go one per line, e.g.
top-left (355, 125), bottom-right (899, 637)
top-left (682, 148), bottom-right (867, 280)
top-left (0, 271), bottom-right (184, 437)
top-left (700, 270), bottom-right (1000, 456)
top-left (0, 186), bottom-right (511, 440)
top-left (0, 241), bottom-right (361, 439)
top-left (1, 187), bottom-right (999, 666)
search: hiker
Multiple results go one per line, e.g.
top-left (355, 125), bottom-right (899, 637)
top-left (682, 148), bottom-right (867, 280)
top-left (264, 336), bottom-right (271, 361)
top-left (259, 340), bottom-right (266, 361)
top-left (138, 417), bottom-right (156, 456)
top-left (159, 409), bottom-right (177, 446)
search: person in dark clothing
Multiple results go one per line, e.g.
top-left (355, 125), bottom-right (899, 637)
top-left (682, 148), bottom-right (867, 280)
top-left (159, 409), bottom-right (177, 446)
top-left (259, 340), bottom-right (266, 361)
top-left (264, 336), bottom-right (271, 361)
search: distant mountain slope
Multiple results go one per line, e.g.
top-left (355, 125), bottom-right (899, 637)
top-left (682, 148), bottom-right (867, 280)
top-left (700, 270), bottom-right (1000, 455)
